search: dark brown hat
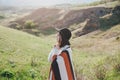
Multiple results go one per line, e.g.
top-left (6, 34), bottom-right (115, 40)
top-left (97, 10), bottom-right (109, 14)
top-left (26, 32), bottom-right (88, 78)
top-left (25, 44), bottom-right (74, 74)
top-left (59, 28), bottom-right (72, 41)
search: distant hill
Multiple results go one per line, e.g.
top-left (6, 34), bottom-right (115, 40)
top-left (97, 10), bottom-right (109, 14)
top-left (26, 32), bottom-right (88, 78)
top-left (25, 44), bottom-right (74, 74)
top-left (3, 0), bottom-right (119, 37)
top-left (13, 6), bottom-right (111, 35)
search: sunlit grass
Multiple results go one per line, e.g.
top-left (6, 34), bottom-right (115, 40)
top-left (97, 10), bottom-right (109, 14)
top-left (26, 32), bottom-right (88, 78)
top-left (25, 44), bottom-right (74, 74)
top-left (0, 24), bottom-right (120, 80)
top-left (0, 26), bottom-right (53, 80)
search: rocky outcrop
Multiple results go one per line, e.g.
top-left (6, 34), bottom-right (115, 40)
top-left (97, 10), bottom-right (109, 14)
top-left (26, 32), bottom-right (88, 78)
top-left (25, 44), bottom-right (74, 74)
top-left (75, 5), bottom-right (120, 37)
top-left (112, 5), bottom-right (120, 16)
top-left (75, 11), bottom-right (100, 36)
top-left (54, 7), bottom-right (110, 28)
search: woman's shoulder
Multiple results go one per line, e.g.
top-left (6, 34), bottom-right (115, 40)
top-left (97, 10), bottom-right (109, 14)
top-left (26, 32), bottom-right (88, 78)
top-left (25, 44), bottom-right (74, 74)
top-left (59, 47), bottom-right (72, 60)
top-left (61, 47), bottom-right (72, 54)
top-left (60, 48), bottom-right (71, 56)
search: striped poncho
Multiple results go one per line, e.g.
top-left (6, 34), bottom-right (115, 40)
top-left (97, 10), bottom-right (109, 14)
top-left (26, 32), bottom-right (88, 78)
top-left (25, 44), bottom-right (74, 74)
top-left (48, 45), bottom-right (76, 80)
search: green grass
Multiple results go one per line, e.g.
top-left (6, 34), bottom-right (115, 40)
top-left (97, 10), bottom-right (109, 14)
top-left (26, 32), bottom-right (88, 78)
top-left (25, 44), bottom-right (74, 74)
top-left (0, 26), bottom-right (53, 80)
top-left (0, 25), bottom-right (120, 80)
top-left (72, 46), bottom-right (120, 80)
top-left (71, 22), bottom-right (120, 80)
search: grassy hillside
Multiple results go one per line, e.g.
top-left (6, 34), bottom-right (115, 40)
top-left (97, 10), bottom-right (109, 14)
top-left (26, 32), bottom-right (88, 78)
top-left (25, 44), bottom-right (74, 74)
top-left (0, 25), bottom-right (53, 80)
top-left (71, 24), bottom-right (120, 80)
top-left (0, 22), bottom-right (120, 80)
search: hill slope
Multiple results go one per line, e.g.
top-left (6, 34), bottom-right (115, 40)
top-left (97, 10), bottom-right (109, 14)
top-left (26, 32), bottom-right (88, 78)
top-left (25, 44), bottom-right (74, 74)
top-left (0, 25), bottom-right (53, 80)
top-left (71, 24), bottom-right (120, 80)
top-left (0, 22), bottom-right (120, 80)
top-left (11, 6), bottom-right (110, 36)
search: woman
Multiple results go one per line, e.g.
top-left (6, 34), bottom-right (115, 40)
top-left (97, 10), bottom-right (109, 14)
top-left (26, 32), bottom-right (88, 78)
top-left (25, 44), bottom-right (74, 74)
top-left (48, 28), bottom-right (76, 80)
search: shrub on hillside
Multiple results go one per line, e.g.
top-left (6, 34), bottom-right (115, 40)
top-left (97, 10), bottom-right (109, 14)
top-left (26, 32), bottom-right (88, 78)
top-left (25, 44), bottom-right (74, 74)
top-left (112, 6), bottom-right (120, 16)
top-left (116, 36), bottom-right (120, 40)
top-left (29, 69), bottom-right (37, 79)
top-left (15, 69), bottom-right (30, 80)
top-left (31, 57), bottom-right (38, 67)
top-left (24, 20), bottom-right (37, 29)
top-left (100, 13), bottom-right (120, 30)
top-left (114, 63), bottom-right (120, 72)
top-left (0, 15), bottom-right (5, 19)
top-left (0, 69), bottom-right (14, 79)
top-left (9, 22), bottom-right (22, 30)
top-left (113, 54), bottom-right (120, 73)
top-left (95, 65), bottom-right (107, 80)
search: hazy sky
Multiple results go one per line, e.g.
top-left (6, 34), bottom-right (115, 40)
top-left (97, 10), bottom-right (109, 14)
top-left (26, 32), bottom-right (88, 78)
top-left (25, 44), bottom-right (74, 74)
top-left (0, 0), bottom-right (100, 7)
